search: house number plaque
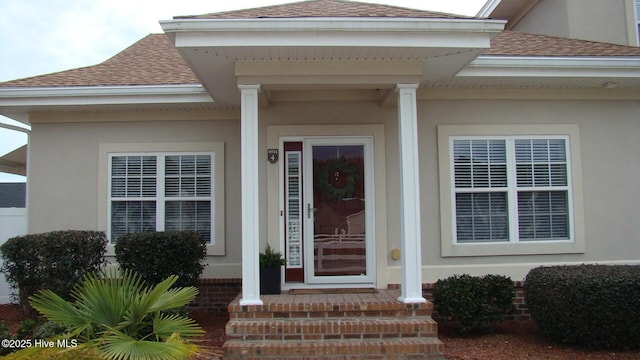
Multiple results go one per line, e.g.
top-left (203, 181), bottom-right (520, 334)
top-left (267, 149), bottom-right (278, 163)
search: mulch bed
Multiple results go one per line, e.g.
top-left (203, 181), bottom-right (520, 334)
top-left (3, 304), bottom-right (640, 359)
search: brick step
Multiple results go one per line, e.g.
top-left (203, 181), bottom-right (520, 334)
top-left (223, 338), bottom-right (444, 359)
top-left (228, 299), bottom-right (433, 320)
top-left (226, 317), bottom-right (438, 341)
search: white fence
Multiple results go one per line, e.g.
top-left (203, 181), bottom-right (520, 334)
top-left (0, 208), bottom-right (27, 303)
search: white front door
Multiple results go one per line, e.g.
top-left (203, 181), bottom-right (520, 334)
top-left (282, 137), bottom-right (374, 286)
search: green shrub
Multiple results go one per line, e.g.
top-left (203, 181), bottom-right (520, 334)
top-left (115, 231), bottom-right (207, 288)
top-left (32, 321), bottom-right (70, 340)
top-left (525, 264), bottom-right (640, 349)
top-left (433, 274), bottom-right (514, 333)
top-left (0, 230), bottom-right (106, 316)
top-left (15, 319), bottom-right (37, 339)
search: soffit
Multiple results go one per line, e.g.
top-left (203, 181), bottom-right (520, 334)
top-left (163, 18), bottom-right (504, 106)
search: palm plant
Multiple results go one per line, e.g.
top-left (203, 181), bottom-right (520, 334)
top-left (29, 269), bottom-right (204, 360)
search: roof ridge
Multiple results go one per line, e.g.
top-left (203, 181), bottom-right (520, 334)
top-left (176, 0), bottom-right (471, 20)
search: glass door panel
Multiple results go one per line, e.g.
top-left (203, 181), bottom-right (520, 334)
top-left (304, 137), bottom-right (373, 284)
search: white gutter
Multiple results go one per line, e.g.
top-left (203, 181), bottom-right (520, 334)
top-left (161, 17), bottom-right (506, 34)
top-left (458, 56), bottom-right (640, 77)
top-left (162, 18), bottom-right (506, 50)
top-left (0, 84), bottom-right (213, 107)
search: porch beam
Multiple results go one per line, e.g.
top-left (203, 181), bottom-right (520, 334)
top-left (396, 84), bottom-right (426, 304)
top-left (239, 84), bottom-right (263, 306)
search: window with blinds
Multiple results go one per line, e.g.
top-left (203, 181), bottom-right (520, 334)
top-left (109, 153), bottom-right (214, 243)
top-left (452, 137), bottom-right (571, 244)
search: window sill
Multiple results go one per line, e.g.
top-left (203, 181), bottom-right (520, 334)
top-left (442, 239), bottom-right (585, 257)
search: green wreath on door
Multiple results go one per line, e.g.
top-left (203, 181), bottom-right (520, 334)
top-left (316, 157), bottom-right (361, 201)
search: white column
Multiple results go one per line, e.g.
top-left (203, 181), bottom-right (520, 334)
top-left (396, 84), bottom-right (426, 304)
top-left (239, 85), bottom-right (263, 306)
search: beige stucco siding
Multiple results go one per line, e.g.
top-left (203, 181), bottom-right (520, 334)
top-left (27, 112), bottom-right (243, 278)
top-left (411, 98), bottom-right (640, 282)
top-left (26, 96), bottom-right (640, 284)
top-left (513, 0), bottom-right (637, 46)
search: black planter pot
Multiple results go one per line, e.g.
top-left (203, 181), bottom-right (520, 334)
top-left (260, 266), bottom-right (282, 295)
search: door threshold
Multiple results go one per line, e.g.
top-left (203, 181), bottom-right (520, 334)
top-left (287, 288), bottom-right (377, 295)
top-left (282, 283), bottom-right (375, 291)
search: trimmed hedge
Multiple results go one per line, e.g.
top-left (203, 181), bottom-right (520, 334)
top-left (115, 231), bottom-right (207, 288)
top-left (433, 274), bottom-right (514, 333)
top-left (525, 265), bottom-right (640, 349)
top-left (0, 230), bottom-right (106, 316)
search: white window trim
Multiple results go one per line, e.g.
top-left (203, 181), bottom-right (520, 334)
top-left (98, 142), bottom-right (225, 256)
top-left (438, 125), bottom-right (585, 257)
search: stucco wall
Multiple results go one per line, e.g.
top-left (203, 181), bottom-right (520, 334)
top-left (410, 97), bottom-right (640, 282)
top-left (513, 0), bottom-right (570, 40)
top-left (26, 95), bottom-right (640, 284)
top-left (28, 110), bottom-right (242, 278)
top-left (513, 0), bottom-right (635, 46)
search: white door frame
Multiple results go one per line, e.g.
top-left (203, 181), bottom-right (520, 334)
top-left (280, 136), bottom-right (375, 287)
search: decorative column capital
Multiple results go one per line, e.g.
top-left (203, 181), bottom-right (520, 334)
top-left (395, 84), bottom-right (419, 91)
top-left (238, 84), bottom-right (261, 92)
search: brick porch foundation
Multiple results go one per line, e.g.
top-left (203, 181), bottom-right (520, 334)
top-left (194, 279), bottom-right (531, 320)
top-left (223, 289), bottom-right (444, 359)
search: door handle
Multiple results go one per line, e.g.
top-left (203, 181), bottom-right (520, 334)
top-left (307, 203), bottom-right (317, 219)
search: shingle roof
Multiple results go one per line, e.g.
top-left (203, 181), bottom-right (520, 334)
top-left (485, 31), bottom-right (640, 57)
top-left (0, 34), bottom-right (199, 88)
top-left (3, 23), bottom-right (640, 89)
top-left (177, 0), bottom-right (468, 20)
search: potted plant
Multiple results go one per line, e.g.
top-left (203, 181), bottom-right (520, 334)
top-left (259, 243), bottom-right (286, 295)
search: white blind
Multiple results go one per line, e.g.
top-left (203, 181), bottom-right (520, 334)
top-left (164, 154), bottom-right (213, 243)
top-left (515, 139), bottom-right (567, 187)
top-left (455, 192), bottom-right (509, 243)
top-left (453, 140), bottom-right (509, 243)
top-left (111, 156), bottom-right (156, 198)
top-left (165, 155), bottom-right (211, 197)
top-left (165, 200), bottom-right (212, 243)
top-left (517, 191), bottom-right (568, 240)
top-left (110, 153), bottom-right (214, 243)
top-left (111, 201), bottom-right (156, 241)
top-left (451, 137), bottom-right (570, 243)
top-left (515, 139), bottom-right (569, 240)
top-left (285, 151), bottom-right (303, 268)
top-left (454, 140), bottom-right (507, 188)
top-left (110, 155), bottom-right (158, 241)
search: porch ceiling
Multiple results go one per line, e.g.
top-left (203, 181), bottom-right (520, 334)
top-left (162, 18), bottom-right (506, 106)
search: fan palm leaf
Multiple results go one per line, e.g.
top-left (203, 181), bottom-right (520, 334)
top-left (152, 313), bottom-right (204, 340)
top-left (99, 331), bottom-right (200, 360)
top-left (29, 268), bottom-right (204, 360)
